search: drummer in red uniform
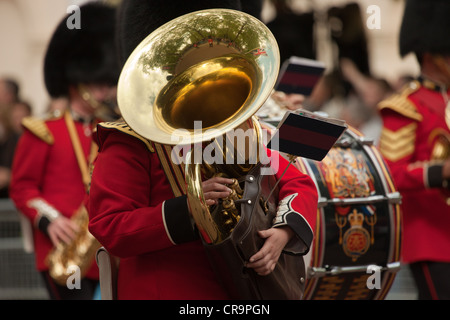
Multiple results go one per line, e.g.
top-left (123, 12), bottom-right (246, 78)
top-left (378, 0), bottom-right (450, 299)
top-left (9, 3), bottom-right (120, 299)
top-left (87, 0), bottom-right (318, 300)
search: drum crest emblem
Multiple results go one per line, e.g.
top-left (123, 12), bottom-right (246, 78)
top-left (320, 147), bottom-right (377, 261)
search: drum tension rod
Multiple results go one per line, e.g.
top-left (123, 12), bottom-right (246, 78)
top-left (308, 261), bottom-right (401, 278)
top-left (317, 192), bottom-right (402, 208)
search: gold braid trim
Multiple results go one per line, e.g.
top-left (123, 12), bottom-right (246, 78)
top-left (98, 120), bottom-right (187, 197)
top-left (379, 123), bottom-right (417, 162)
top-left (98, 119), bottom-right (154, 152)
top-left (21, 116), bottom-right (54, 145)
top-left (378, 81), bottom-right (423, 122)
top-left (154, 143), bottom-right (183, 197)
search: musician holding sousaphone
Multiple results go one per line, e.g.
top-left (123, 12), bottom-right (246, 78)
top-left (88, 0), bottom-right (318, 300)
top-left (9, 3), bottom-right (120, 299)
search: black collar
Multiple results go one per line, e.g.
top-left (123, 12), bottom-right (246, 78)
top-left (418, 76), bottom-right (448, 93)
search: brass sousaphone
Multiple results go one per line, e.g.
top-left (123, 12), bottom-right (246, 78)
top-left (118, 9), bottom-right (305, 299)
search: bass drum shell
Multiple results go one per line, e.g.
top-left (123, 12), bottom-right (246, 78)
top-left (292, 127), bottom-right (401, 300)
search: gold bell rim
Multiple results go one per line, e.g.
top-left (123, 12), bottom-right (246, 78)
top-left (117, 8), bottom-right (280, 145)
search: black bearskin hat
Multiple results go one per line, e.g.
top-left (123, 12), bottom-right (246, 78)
top-left (399, 0), bottom-right (450, 58)
top-left (241, 0), bottom-right (264, 21)
top-left (44, 2), bottom-right (120, 98)
top-left (116, 0), bottom-right (246, 66)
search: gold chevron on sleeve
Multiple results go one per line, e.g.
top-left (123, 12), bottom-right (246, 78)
top-left (379, 123), bottom-right (417, 162)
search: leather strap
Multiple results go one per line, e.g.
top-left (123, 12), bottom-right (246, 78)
top-left (64, 110), bottom-right (96, 192)
top-left (154, 143), bottom-right (187, 197)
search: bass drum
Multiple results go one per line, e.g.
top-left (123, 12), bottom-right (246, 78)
top-left (292, 127), bottom-right (402, 300)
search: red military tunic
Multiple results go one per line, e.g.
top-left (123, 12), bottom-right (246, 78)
top-left (9, 110), bottom-right (98, 279)
top-left (378, 80), bottom-right (450, 264)
top-left (88, 120), bottom-right (318, 300)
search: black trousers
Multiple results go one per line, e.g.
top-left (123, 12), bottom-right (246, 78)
top-left (409, 261), bottom-right (450, 300)
top-left (41, 271), bottom-right (99, 300)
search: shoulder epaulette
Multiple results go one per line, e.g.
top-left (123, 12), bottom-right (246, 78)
top-left (378, 81), bottom-right (423, 122)
top-left (21, 116), bottom-right (54, 145)
top-left (98, 119), bottom-right (154, 152)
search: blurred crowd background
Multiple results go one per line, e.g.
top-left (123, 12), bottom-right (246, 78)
top-left (0, 0), bottom-right (419, 299)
